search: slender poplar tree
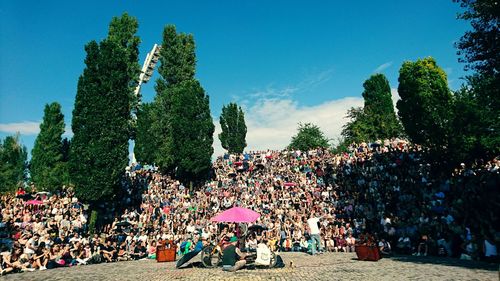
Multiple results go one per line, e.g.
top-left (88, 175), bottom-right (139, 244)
top-left (153, 25), bottom-right (214, 184)
top-left (219, 102), bottom-right (247, 154)
top-left (30, 102), bottom-right (67, 191)
top-left (70, 13), bottom-right (140, 203)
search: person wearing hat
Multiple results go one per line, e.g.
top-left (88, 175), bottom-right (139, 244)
top-left (222, 236), bottom-right (247, 272)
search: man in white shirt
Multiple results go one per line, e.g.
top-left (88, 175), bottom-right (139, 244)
top-left (307, 212), bottom-right (323, 255)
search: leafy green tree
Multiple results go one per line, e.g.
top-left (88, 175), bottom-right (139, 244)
top-left (70, 13), bottom-right (140, 203)
top-left (157, 25), bottom-right (196, 85)
top-left (397, 57), bottom-right (453, 150)
top-left (153, 25), bottom-right (214, 184)
top-left (134, 102), bottom-right (157, 164)
top-left (219, 103), bottom-right (247, 154)
top-left (341, 107), bottom-right (371, 143)
top-left (166, 80), bottom-right (214, 183)
top-left (288, 123), bottom-right (329, 151)
top-left (108, 13), bottom-right (142, 137)
top-left (30, 102), bottom-right (68, 192)
top-left (453, 0), bottom-right (500, 159)
top-left (455, 0), bottom-right (499, 77)
top-left (341, 74), bottom-right (402, 144)
top-left (362, 74), bottom-right (402, 138)
top-left (0, 134), bottom-right (27, 193)
top-left (450, 76), bottom-right (500, 161)
top-left (153, 25), bottom-right (197, 171)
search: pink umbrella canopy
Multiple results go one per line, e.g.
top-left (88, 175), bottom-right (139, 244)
top-left (210, 207), bottom-right (260, 223)
top-left (24, 200), bottom-right (44, 205)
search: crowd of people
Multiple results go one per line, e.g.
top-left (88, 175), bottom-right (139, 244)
top-left (1, 138), bottom-right (498, 275)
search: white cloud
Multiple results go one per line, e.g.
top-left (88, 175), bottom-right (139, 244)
top-left (373, 61), bottom-right (393, 73)
top-left (0, 121), bottom-right (40, 135)
top-left (213, 96), bottom-right (364, 156)
top-left (297, 68), bottom-right (335, 89)
top-left (0, 121), bottom-right (73, 137)
top-left (213, 68), bottom-right (363, 156)
top-left (391, 88), bottom-right (400, 112)
top-left (63, 126), bottom-right (73, 138)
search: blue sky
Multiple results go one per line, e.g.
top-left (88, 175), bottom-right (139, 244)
top-left (0, 1), bottom-right (471, 157)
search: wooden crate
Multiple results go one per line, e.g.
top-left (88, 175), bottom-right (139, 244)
top-left (156, 240), bottom-right (177, 262)
top-left (355, 245), bottom-right (381, 261)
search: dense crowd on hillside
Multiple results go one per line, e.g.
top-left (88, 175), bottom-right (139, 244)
top-left (1, 139), bottom-right (499, 274)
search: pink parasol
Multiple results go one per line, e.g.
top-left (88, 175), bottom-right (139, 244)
top-left (24, 200), bottom-right (44, 205)
top-left (210, 207), bottom-right (260, 223)
top-left (284, 182), bottom-right (297, 187)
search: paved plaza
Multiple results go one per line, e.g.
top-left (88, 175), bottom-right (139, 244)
top-left (2, 252), bottom-right (498, 281)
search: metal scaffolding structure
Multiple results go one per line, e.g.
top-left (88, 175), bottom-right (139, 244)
top-left (133, 44), bottom-right (162, 102)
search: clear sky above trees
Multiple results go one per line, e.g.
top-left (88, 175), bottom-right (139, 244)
top-left (0, 1), bottom-right (471, 156)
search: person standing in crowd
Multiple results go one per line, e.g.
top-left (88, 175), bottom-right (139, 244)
top-left (307, 212), bottom-right (323, 255)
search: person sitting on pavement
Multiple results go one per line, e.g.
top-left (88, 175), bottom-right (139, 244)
top-left (378, 238), bottom-right (391, 255)
top-left (222, 236), bottom-right (247, 272)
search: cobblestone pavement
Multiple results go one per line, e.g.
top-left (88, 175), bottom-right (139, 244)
top-left (3, 252), bottom-right (498, 281)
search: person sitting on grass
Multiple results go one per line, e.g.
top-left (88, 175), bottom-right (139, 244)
top-left (222, 236), bottom-right (248, 272)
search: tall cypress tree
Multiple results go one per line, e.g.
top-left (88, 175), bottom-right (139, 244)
top-left (70, 13), bottom-right (140, 203)
top-left (362, 74), bottom-right (402, 140)
top-left (0, 134), bottom-right (27, 193)
top-left (153, 24), bottom-right (214, 184)
top-left (134, 102), bottom-right (157, 164)
top-left (341, 74), bottom-right (402, 144)
top-left (219, 102), bottom-right (247, 154)
top-left (168, 80), bottom-right (214, 183)
top-left (30, 102), bottom-right (67, 192)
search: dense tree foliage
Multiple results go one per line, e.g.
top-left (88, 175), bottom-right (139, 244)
top-left (30, 102), bottom-right (68, 192)
top-left (153, 25), bottom-right (214, 184)
top-left (70, 13), bottom-right (140, 202)
top-left (219, 102), bottom-right (247, 154)
top-left (342, 74), bottom-right (402, 143)
top-left (341, 107), bottom-right (371, 143)
top-left (134, 102), bottom-right (157, 164)
top-left (362, 74), bottom-right (402, 138)
top-left (165, 80), bottom-right (214, 182)
top-left (289, 123), bottom-right (329, 151)
top-left (0, 134), bottom-right (27, 193)
top-left (397, 57), bottom-right (453, 150)
top-left (455, 0), bottom-right (499, 77)
top-left (453, 0), bottom-right (500, 160)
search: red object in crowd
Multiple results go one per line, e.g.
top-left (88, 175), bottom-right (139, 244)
top-left (156, 240), bottom-right (176, 262)
top-left (16, 189), bottom-right (26, 196)
top-left (355, 245), bottom-right (381, 261)
top-left (234, 161), bottom-right (243, 166)
top-left (284, 182), bottom-right (297, 187)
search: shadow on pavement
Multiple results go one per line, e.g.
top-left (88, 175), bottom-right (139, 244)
top-left (176, 261), bottom-right (204, 269)
top-left (388, 254), bottom-right (499, 271)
